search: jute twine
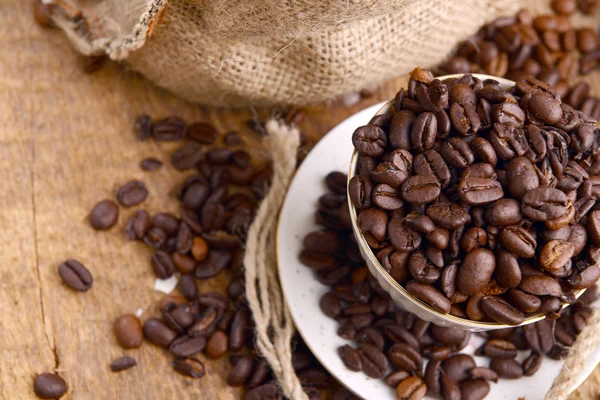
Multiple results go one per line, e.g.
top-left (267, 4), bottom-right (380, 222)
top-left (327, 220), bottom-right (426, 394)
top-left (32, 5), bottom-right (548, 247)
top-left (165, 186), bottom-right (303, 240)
top-left (243, 119), bottom-right (307, 400)
top-left (245, 120), bottom-right (600, 399)
top-left (546, 308), bottom-right (600, 400)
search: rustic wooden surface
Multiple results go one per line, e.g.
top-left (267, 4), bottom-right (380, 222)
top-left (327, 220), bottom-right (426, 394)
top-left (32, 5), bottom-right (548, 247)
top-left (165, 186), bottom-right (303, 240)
top-left (1, 0), bottom-right (599, 399)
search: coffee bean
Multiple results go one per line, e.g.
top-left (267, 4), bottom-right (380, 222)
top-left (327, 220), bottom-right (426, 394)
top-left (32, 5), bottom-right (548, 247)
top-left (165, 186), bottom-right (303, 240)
top-left (469, 367), bottom-right (499, 382)
top-left (481, 296), bottom-right (525, 325)
top-left (33, 373), bottom-right (67, 399)
top-left (450, 102), bottom-right (481, 135)
top-left (483, 338), bottom-right (517, 358)
top-left (522, 351), bottom-right (543, 376)
top-left (229, 308), bottom-right (249, 352)
top-left (172, 357), bottom-right (205, 378)
top-left (117, 180), bottom-right (148, 207)
top-left (498, 225), bottom-right (537, 258)
top-left (507, 288), bottom-right (541, 313)
top-left (246, 383), bottom-right (281, 400)
top-left (395, 376), bottom-right (427, 400)
top-left (406, 280), bottom-right (451, 313)
top-left (439, 137), bottom-right (475, 168)
top-left (401, 175), bottom-right (441, 204)
top-left (325, 171), bottom-right (348, 194)
top-left (389, 110), bottom-right (415, 150)
top-left (413, 150), bottom-right (451, 187)
top-left (169, 335), bottom-right (206, 357)
top-left (440, 370), bottom-right (461, 400)
top-left (143, 318), bottom-right (177, 348)
top-left (506, 157), bottom-right (539, 199)
top-left (442, 354), bottom-right (476, 383)
top-left (358, 344), bottom-right (388, 378)
top-left (490, 357), bottom-right (523, 379)
top-left (89, 199), bottom-right (119, 230)
top-left (460, 379), bottom-right (490, 400)
top-left (458, 177), bottom-right (503, 205)
top-left (195, 250), bottom-right (231, 279)
top-left (188, 122), bottom-right (218, 144)
top-left (426, 202), bottom-right (469, 229)
top-left (171, 142), bottom-right (204, 170)
top-left (539, 240), bottom-right (574, 273)
top-left (457, 248), bottom-right (495, 295)
top-left (338, 345), bottom-right (363, 372)
top-left (524, 320), bottom-right (554, 353)
top-left (495, 250), bottom-right (522, 288)
top-left (114, 314), bottom-right (144, 349)
top-left (153, 117), bottom-right (187, 141)
top-left (151, 251), bottom-right (175, 279)
top-left (371, 161), bottom-right (410, 188)
top-left (411, 112), bottom-right (437, 152)
top-left (352, 125), bottom-right (387, 157)
top-left (140, 157), bottom-right (163, 171)
top-left (110, 356), bottom-right (137, 372)
top-left (58, 259), bottom-right (93, 291)
top-left (520, 275), bottom-right (562, 296)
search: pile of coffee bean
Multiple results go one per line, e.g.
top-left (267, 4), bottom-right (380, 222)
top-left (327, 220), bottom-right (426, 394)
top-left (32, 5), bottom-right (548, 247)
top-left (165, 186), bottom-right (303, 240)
top-left (299, 172), bottom-right (598, 400)
top-left (440, 6), bottom-right (600, 120)
top-left (349, 67), bottom-right (600, 325)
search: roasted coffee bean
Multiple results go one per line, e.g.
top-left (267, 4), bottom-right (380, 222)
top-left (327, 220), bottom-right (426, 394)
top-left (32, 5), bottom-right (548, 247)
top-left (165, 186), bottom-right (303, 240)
top-left (140, 157), bottom-right (163, 171)
top-left (349, 176), bottom-right (370, 209)
top-left (245, 383), bottom-right (282, 400)
top-left (178, 274), bottom-right (199, 300)
top-left (338, 345), bottom-right (363, 372)
top-left (188, 122), bottom-right (218, 144)
top-left (439, 137), bottom-right (475, 168)
top-left (385, 370), bottom-right (411, 388)
top-left (169, 335), bottom-right (207, 357)
top-left (151, 213), bottom-right (179, 236)
top-left (522, 188), bottom-right (569, 222)
top-left (442, 354), bottom-right (476, 383)
top-left (372, 184), bottom-right (403, 210)
top-left (143, 318), bottom-right (176, 348)
top-left (458, 177), bottom-right (503, 205)
top-left (457, 248), bottom-right (495, 295)
top-left (430, 325), bottom-right (468, 347)
top-left (125, 210), bottom-right (151, 240)
top-left (172, 357), bottom-right (205, 378)
top-left (587, 210), bottom-right (600, 246)
top-left (389, 110), bottom-right (415, 149)
top-left (413, 150), bottom-right (451, 187)
top-left (506, 157), bottom-right (539, 199)
top-left (507, 288), bottom-right (541, 313)
top-left (325, 171), bottom-right (347, 194)
top-left (227, 355), bottom-right (254, 386)
top-left (172, 142), bottom-right (204, 170)
top-left (246, 359), bottom-right (271, 389)
top-left (539, 240), bottom-right (574, 273)
top-left (406, 280), bottom-right (451, 313)
top-left (352, 125), bottom-right (387, 157)
top-left (110, 356), bottom-right (137, 372)
top-left (460, 379), bottom-right (490, 400)
top-left (426, 202), bottom-right (469, 229)
top-left (567, 262), bottom-right (600, 289)
top-left (371, 161), bottom-right (410, 188)
top-left (203, 330), bottom-right (228, 359)
top-left (117, 180), bottom-right (148, 207)
top-left (114, 314), bottom-right (144, 349)
top-left (469, 367), bottom-right (499, 382)
top-left (490, 358), bottom-right (523, 379)
top-left (498, 225), bottom-right (536, 258)
top-left (440, 370), bottom-right (461, 400)
top-left (481, 296), bottom-right (525, 325)
top-left (396, 376), bottom-right (427, 400)
top-left (520, 275), bottom-right (562, 296)
top-left (33, 373), bottom-right (67, 399)
top-left (522, 351), bottom-right (543, 376)
top-left (151, 251), bottom-right (175, 279)
top-left (524, 320), bottom-right (554, 353)
top-left (89, 199), bottom-right (119, 230)
top-left (195, 250), bottom-right (231, 279)
top-left (229, 308), bottom-right (249, 352)
top-left (357, 344), bottom-right (388, 378)
top-left (153, 117), bottom-right (187, 141)
top-left (320, 292), bottom-right (342, 319)
top-left (483, 339), bottom-right (517, 358)
top-left (450, 102), bottom-right (481, 135)
top-left (388, 219), bottom-right (422, 251)
top-left (411, 112), bottom-right (437, 151)
top-left (58, 259), bottom-right (93, 291)
top-left (495, 250), bottom-right (522, 288)
top-left (358, 208), bottom-right (388, 243)
top-left (423, 345), bottom-right (453, 361)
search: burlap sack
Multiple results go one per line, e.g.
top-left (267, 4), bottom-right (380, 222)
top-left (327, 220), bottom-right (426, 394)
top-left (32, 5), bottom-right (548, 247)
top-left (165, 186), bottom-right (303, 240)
top-left (50, 0), bottom-right (521, 107)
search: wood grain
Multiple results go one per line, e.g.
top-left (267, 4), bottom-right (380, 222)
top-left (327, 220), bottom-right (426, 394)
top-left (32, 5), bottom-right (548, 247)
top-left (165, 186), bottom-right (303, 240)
top-left (1, 0), bottom-right (599, 399)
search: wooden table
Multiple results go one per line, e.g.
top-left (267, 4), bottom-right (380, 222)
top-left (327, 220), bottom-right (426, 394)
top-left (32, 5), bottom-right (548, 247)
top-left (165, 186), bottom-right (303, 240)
top-left (2, 0), bottom-right (599, 398)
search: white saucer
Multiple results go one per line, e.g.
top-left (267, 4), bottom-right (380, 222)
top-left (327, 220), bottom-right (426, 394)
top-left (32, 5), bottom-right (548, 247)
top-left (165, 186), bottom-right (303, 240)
top-left (276, 103), bottom-right (600, 399)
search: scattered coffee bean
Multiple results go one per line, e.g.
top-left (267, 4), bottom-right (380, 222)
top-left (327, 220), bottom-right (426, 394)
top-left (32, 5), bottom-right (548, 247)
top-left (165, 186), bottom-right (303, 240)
top-left (58, 259), bottom-right (93, 291)
top-left (117, 180), bottom-right (148, 207)
top-left (89, 199), bottom-right (119, 230)
top-left (114, 314), bottom-right (144, 349)
top-left (172, 357), bottom-right (205, 378)
top-left (140, 157), bottom-right (163, 171)
top-left (110, 356), bottom-right (137, 372)
top-left (33, 373), bottom-right (67, 399)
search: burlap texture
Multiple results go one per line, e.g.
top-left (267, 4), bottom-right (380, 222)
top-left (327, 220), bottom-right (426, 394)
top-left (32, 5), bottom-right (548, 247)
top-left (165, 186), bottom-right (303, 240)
top-left (51, 0), bottom-right (521, 107)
